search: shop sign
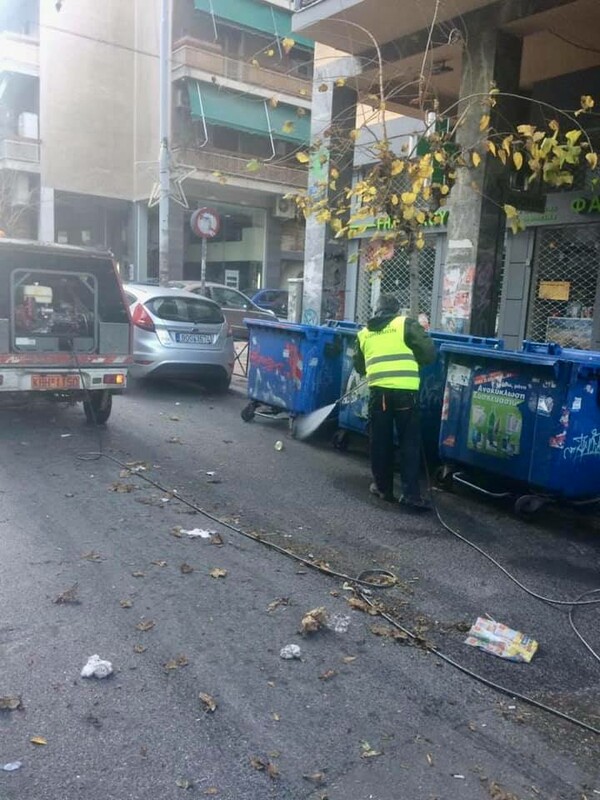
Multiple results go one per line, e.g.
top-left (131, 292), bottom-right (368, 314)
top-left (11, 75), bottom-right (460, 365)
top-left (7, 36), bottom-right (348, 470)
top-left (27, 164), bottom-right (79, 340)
top-left (538, 281), bottom-right (570, 301)
top-left (349, 209), bottom-right (449, 237)
top-left (571, 195), bottom-right (600, 215)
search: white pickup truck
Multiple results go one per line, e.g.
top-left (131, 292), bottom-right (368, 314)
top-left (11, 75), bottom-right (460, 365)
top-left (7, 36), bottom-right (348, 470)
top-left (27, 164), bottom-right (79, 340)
top-left (0, 239), bottom-right (131, 423)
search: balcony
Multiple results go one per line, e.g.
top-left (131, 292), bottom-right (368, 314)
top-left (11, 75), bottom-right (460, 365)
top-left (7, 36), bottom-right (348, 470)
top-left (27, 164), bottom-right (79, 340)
top-left (172, 39), bottom-right (310, 105)
top-left (0, 32), bottom-right (40, 77)
top-left (0, 137), bottom-right (40, 172)
top-left (172, 146), bottom-right (307, 191)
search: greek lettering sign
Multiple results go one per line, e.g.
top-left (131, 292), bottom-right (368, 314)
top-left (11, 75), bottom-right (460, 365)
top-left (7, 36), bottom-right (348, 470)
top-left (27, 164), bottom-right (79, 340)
top-left (571, 196), bottom-right (600, 215)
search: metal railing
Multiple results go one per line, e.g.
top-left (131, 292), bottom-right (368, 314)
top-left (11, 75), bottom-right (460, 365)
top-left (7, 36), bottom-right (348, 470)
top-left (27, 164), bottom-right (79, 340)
top-left (0, 138), bottom-right (40, 164)
top-left (172, 40), bottom-right (309, 98)
top-left (294, 0), bottom-right (328, 9)
top-left (173, 146), bottom-right (307, 189)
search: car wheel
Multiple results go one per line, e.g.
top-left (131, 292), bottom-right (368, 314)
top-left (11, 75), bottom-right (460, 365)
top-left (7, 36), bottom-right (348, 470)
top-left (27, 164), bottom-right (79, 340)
top-left (214, 373), bottom-right (232, 394)
top-left (84, 390), bottom-right (112, 425)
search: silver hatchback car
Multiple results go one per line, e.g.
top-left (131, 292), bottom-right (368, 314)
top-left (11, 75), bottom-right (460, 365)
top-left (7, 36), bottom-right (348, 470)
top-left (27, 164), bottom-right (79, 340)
top-left (124, 284), bottom-right (235, 391)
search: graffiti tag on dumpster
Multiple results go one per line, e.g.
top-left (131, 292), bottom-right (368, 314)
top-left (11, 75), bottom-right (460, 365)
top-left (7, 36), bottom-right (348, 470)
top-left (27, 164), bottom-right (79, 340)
top-left (467, 372), bottom-right (526, 458)
top-left (563, 429), bottom-right (600, 460)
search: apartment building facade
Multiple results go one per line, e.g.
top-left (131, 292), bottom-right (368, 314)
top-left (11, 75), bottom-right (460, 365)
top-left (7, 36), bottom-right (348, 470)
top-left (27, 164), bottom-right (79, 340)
top-left (0, 0), bottom-right (312, 293)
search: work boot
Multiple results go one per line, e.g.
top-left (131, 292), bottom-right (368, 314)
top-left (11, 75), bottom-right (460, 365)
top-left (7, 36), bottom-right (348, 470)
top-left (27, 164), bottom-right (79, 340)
top-left (369, 483), bottom-right (396, 503)
top-left (398, 494), bottom-right (432, 512)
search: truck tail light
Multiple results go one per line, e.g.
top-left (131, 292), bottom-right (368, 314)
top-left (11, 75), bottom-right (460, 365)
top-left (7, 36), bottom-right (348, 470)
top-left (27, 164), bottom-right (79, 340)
top-left (103, 373), bottom-right (125, 385)
top-left (132, 304), bottom-right (155, 332)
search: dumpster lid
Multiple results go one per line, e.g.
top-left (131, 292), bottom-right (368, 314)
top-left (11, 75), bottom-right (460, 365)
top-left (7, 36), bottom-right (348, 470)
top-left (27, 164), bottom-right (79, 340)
top-left (244, 317), bottom-right (337, 338)
top-left (439, 342), bottom-right (561, 368)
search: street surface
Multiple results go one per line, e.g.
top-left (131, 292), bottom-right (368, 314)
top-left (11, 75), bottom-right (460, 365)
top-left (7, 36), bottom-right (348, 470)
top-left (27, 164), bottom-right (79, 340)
top-left (1, 377), bottom-right (599, 800)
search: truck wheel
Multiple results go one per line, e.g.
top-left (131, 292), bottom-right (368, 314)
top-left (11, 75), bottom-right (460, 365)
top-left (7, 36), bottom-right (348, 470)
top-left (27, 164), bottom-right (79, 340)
top-left (84, 390), bottom-right (112, 425)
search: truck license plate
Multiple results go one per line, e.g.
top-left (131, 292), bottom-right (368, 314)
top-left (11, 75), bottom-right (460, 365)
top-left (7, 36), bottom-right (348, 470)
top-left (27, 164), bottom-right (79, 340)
top-left (31, 374), bottom-right (80, 390)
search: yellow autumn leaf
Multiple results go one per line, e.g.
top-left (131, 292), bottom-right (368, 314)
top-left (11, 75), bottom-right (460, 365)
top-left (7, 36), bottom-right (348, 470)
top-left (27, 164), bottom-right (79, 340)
top-left (581, 95), bottom-right (595, 111)
top-left (316, 210), bottom-right (331, 223)
top-left (265, 49), bottom-right (275, 57)
top-left (209, 567), bottom-right (227, 579)
top-left (513, 151), bottom-right (524, 171)
top-left (402, 207), bottom-right (415, 220)
top-left (390, 160), bottom-right (404, 176)
top-left (281, 120), bottom-right (295, 135)
top-left (282, 37), bottom-right (295, 54)
top-left (498, 149), bottom-right (507, 166)
top-left (586, 152), bottom-right (598, 170)
top-left (485, 140), bottom-right (497, 157)
top-left (269, 97), bottom-right (279, 108)
top-left (401, 191), bottom-right (416, 205)
top-left (390, 194), bottom-right (399, 206)
top-left (330, 167), bottom-right (340, 179)
top-left (349, 130), bottom-right (359, 142)
top-left (30, 736), bottom-right (47, 746)
top-left (472, 152), bottom-right (481, 168)
top-left (416, 211), bottom-right (426, 224)
top-left (440, 184), bottom-right (450, 196)
top-left (318, 83), bottom-right (329, 92)
top-left (549, 119), bottom-right (560, 133)
top-left (434, 151), bottom-right (445, 163)
top-left (517, 124), bottom-right (536, 137)
top-left (251, 58), bottom-right (260, 67)
top-left (246, 159), bottom-right (261, 173)
top-left (479, 114), bottom-right (490, 132)
top-left (565, 129), bottom-right (582, 146)
top-left (415, 237), bottom-right (425, 250)
top-left (295, 152), bottom-right (310, 164)
top-left (299, 88), bottom-right (308, 96)
top-left (296, 107), bottom-right (306, 117)
top-left (503, 203), bottom-right (519, 218)
top-left (335, 77), bottom-right (346, 87)
top-left (502, 136), bottom-right (513, 154)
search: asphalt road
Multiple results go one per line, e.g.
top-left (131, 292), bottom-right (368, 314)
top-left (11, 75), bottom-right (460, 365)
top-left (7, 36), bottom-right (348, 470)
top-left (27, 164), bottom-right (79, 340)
top-left (0, 378), bottom-right (599, 800)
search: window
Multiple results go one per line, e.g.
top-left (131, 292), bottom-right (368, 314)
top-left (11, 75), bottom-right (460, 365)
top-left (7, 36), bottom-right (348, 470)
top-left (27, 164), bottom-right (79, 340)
top-left (208, 286), bottom-right (249, 309)
top-left (147, 296), bottom-right (224, 325)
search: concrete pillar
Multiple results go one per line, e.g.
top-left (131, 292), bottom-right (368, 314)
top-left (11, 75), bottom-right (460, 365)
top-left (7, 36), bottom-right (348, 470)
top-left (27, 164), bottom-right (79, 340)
top-left (263, 213), bottom-right (282, 289)
top-left (132, 201), bottom-right (149, 282)
top-left (38, 186), bottom-right (54, 243)
top-left (442, 28), bottom-right (523, 335)
top-left (168, 200), bottom-right (185, 280)
top-left (302, 52), bottom-right (359, 325)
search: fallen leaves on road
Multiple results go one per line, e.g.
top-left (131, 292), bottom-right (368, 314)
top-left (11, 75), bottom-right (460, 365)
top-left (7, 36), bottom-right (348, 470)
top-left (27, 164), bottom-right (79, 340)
top-left (209, 568), bottom-right (227, 579)
top-left (319, 669), bottom-right (337, 681)
top-left (0, 695), bottom-right (23, 711)
top-left (250, 757), bottom-right (279, 779)
top-left (303, 772), bottom-right (326, 785)
top-left (345, 597), bottom-right (379, 615)
top-left (164, 655), bottom-right (189, 671)
top-left (81, 551), bottom-right (103, 562)
top-left (210, 534), bottom-right (224, 546)
top-left (151, 560), bottom-right (168, 568)
top-left (203, 789), bottom-right (219, 796)
top-left (53, 583), bottom-right (80, 604)
top-left (30, 736), bottom-right (47, 746)
top-left (175, 778), bottom-right (193, 789)
top-left (267, 597), bottom-right (290, 613)
top-left (180, 562), bottom-right (194, 574)
top-left (426, 752), bottom-right (434, 766)
top-left (133, 644), bottom-right (147, 654)
top-left (301, 607), bottom-right (328, 634)
top-left (342, 656), bottom-right (357, 664)
top-left (110, 481), bottom-right (136, 493)
top-left (370, 624), bottom-right (408, 642)
top-left (271, 712), bottom-right (280, 721)
top-left (120, 599), bottom-right (133, 609)
top-left (135, 620), bottom-right (155, 632)
top-left (488, 781), bottom-right (521, 800)
top-left (169, 415), bottom-right (181, 422)
top-left (360, 741), bottom-right (382, 759)
top-left (131, 571), bottom-right (146, 578)
top-left (199, 693), bottom-right (217, 713)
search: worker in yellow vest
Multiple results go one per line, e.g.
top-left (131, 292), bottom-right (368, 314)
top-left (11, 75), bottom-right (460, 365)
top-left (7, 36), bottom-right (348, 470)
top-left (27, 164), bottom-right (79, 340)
top-left (354, 294), bottom-right (435, 510)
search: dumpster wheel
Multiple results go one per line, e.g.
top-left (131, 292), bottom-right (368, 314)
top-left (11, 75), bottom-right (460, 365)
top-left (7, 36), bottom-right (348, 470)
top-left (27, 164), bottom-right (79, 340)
top-left (514, 494), bottom-right (547, 519)
top-left (332, 429), bottom-right (349, 451)
top-left (240, 401), bottom-right (257, 422)
top-left (434, 464), bottom-right (455, 491)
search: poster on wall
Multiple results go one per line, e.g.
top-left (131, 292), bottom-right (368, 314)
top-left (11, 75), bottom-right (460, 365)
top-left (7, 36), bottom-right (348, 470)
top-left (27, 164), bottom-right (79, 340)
top-left (467, 371), bottom-right (527, 458)
top-left (441, 264), bottom-right (474, 332)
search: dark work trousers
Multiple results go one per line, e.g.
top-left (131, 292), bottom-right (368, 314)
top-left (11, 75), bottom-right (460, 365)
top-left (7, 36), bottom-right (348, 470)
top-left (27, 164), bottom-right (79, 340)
top-left (369, 387), bottom-right (421, 500)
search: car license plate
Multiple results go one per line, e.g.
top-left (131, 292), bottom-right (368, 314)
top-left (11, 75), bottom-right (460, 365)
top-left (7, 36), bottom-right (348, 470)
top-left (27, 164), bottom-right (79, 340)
top-left (31, 374), bottom-right (80, 390)
top-left (175, 333), bottom-right (213, 344)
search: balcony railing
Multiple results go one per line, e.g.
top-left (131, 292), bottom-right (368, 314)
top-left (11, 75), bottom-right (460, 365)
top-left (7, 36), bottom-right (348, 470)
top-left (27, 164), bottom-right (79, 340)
top-left (294, 0), bottom-right (327, 9)
top-left (0, 138), bottom-right (40, 167)
top-left (173, 146), bottom-right (307, 189)
top-left (172, 40), bottom-right (309, 100)
top-left (0, 31), bottom-right (40, 76)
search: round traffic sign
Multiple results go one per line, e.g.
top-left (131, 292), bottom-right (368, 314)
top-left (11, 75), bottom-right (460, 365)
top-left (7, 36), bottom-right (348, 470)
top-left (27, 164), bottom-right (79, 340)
top-left (190, 207), bottom-right (221, 239)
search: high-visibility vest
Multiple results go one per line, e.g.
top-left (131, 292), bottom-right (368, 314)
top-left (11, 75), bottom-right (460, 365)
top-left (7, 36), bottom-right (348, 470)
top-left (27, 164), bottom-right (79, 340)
top-left (357, 316), bottom-right (420, 390)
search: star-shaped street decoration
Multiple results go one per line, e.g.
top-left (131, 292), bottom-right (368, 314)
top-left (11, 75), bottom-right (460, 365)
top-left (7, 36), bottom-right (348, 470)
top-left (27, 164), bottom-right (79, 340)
top-left (147, 154), bottom-right (196, 209)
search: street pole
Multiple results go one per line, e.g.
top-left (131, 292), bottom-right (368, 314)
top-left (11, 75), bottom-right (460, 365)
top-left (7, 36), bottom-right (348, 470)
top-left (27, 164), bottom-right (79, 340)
top-left (200, 237), bottom-right (207, 296)
top-left (158, 0), bottom-right (171, 286)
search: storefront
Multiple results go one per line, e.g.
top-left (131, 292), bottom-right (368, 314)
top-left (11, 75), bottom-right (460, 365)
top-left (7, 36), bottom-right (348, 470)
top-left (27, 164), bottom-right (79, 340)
top-left (499, 192), bottom-right (600, 351)
top-left (350, 214), bottom-right (448, 327)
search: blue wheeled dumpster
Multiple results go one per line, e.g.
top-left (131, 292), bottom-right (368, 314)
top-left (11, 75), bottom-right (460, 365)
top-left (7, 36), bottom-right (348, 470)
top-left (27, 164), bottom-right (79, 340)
top-left (438, 340), bottom-right (600, 513)
top-left (331, 326), bottom-right (503, 460)
top-left (241, 318), bottom-right (344, 426)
